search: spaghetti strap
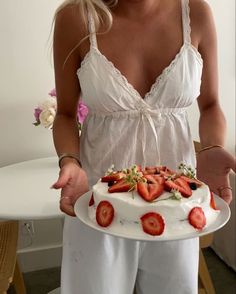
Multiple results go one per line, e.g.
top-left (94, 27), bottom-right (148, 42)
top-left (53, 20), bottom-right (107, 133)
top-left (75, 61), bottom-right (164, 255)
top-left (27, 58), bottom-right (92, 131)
top-left (181, 0), bottom-right (191, 44)
top-left (88, 10), bottom-right (98, 48)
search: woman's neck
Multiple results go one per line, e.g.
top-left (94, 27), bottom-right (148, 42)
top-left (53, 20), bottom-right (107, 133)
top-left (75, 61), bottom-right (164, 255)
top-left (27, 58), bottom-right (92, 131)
top-left (112, 0), bottom-right (162, 20)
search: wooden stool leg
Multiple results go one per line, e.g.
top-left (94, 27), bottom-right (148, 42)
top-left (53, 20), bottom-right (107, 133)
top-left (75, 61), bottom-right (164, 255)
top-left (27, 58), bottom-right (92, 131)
top-left (12, 259), bottom-right (26, 294)
top-left (199, 250), bottom-right (215, 294)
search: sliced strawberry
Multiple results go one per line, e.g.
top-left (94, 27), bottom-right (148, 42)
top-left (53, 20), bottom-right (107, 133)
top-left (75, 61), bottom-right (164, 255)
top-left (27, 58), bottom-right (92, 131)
top-left (180, 176), bottom-right (202, 187)
top-left (137, 182), bottom-right (164, 202)
top-left (188, 207), bottom-right (206, 230)
top-left (108, 179), bottom-right (132, 193)
top-left (164, 179), bottom-right (192, 198)
top-left (141, 212), bottom-right (165, 236)
top-left (89, 193), bottom-right (94, 206)
top-left (101, 172), bottom-right (125, 182)
top-left (96, 201), bottom-right (114, 227)
top-left (174, 178), bottom-right (192, 197)
top-left (136, 165), bottom-right (142, 172)
top-left (152, 175), bottom-right (165, 185)
top-left (210, 192), bottom-right (217, 210)
top-left (143, 168), bottom-right (157, 175)
top-left (160, 170), bottom-right (176, 177)
top-left (143, 174), bottom-right (158, 184)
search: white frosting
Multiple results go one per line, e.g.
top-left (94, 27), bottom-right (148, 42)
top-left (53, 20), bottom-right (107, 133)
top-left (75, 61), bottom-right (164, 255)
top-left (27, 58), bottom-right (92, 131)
top-left (89, 179), bottom-right (220, 237)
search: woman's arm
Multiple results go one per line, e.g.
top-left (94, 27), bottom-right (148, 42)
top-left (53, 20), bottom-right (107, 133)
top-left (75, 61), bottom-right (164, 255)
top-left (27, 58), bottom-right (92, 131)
top-left (192, 1), bottom-right (236, 203)
top-left (52, 5), bottom-right (89, 215)
top-left (195, 1), bottom-right (226, 147)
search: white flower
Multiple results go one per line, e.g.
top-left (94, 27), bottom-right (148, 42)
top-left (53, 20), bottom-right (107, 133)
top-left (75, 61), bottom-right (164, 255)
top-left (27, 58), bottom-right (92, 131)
top-left (40, 97), bottom-right (57, 111)
top-left (39, 107), bottom-right (56, 129)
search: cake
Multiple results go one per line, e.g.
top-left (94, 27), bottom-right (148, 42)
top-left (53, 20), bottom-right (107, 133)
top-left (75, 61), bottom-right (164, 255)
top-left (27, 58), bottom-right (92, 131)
top-left (88, 164), bottom-right (220, 238)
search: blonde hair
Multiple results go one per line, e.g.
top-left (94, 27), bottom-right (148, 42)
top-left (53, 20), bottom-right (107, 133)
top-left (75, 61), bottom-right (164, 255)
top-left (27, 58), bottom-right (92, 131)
top-left (53, 0), bottom-right (118, 67)
top-left (55, 0), bottom-right (118, 32)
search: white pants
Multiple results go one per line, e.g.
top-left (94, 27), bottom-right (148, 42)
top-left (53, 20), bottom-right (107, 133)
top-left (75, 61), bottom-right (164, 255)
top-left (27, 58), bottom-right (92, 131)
top-left (61, 216), bottom-right (199, 294)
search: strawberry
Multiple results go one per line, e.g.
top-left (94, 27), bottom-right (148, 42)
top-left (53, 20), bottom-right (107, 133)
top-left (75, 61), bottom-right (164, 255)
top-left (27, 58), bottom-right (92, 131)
top-left (143, 174), bottom-right (158, 184)
top-left (152, 175), bottom-right (165, 185)
top-left (89, 193), bottom-right (94, 206)
top-left (180, 175), bottom-right (202, 187)
top-left (143, 168), bottom-right (157, 175)
top-left (188, 207), bottom-right (206, 230)
top-left (164, 179), bottom-right (192, 198)
top-left (108, 179), bottom-right (132, 193)
top-left (137, 182), bottom-right (164, 202)
top-left (96, 201), bottom-right (114, 227)
top-left (174, 178), bottom-right (192, 197)
top-left (101, 172), bottom-right (125, 182)
top-left (140, 212), bottom-right (165, 236)
top-left (210, 192), bottom-right (217, 210)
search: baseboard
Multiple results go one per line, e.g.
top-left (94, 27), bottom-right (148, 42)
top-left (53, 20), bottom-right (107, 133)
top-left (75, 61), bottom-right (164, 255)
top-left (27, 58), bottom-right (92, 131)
top-left (17, 243), bottom-right (62, 273)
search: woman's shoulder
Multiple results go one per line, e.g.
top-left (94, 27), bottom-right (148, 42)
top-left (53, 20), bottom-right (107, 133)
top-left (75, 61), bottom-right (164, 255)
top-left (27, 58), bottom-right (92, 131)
top-left (189, 0), bottom-right (215, 44)
top-left (189, 0), bottom-right (214, 24)
top-left (54, 3), bottom-right (87, 42)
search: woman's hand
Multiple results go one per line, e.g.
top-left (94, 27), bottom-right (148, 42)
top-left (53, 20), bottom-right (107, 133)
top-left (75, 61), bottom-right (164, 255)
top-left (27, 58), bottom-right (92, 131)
top-left (196, 147), bottom-right (236, 204)
top-left (51, 161), bottom-right (89, 216)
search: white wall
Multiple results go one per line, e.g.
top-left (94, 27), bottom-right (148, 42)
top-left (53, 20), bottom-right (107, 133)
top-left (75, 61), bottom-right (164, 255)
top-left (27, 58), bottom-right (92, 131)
top-left (0, 0), bottom-right (63, 271)
top-left (0, 0), bottom-right (235, 271)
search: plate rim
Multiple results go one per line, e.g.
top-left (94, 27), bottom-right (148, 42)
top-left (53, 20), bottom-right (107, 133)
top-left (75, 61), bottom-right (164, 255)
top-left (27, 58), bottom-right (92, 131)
top-left (74, 191), bottom-right (231, 242)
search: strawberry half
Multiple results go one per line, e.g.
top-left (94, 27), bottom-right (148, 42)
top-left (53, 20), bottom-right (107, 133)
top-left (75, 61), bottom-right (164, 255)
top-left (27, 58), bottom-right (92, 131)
top-left (174, 178), bottom-right (192, 197)
top-left (140, 212), bottom-right (165, 236)
top-left (210, 192), bottom-right (217, 210)
top-left (137, 182), bottom-right (164, 202)
top-left (143, 174), bottom-right (165, 185)
top-left (89, 193), bottom-right (94, 206)
top-left (188, 207), bottom-right (206, 230)
top-left (164, 178), bottom-right (192, 198)
top-left (101, 172), bottom-right (125, 182)
top-left (108, 179), bottom-right (132, 193)
top-left (96, 201), bottom-right (114, 227)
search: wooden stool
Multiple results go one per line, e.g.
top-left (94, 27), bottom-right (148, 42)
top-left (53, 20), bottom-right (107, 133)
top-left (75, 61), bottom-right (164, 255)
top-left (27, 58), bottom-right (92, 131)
top-left (0, 221), bottom-right (26, 294)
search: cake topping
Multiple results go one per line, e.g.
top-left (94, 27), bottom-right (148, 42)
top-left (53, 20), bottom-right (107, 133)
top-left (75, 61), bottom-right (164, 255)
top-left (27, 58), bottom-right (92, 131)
top-left (96, 201), bottom-right (115, 227)
top-left (137, 181), bottom-right (164, 202)
top-left (140, 212), bottom-right (165, 236)
top-left (188, 207), bottom-right (206, 230)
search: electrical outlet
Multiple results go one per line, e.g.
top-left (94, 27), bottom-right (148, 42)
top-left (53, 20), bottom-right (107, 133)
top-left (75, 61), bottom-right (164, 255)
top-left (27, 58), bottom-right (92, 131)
top-left (20, 221), bottom-right (35, 236)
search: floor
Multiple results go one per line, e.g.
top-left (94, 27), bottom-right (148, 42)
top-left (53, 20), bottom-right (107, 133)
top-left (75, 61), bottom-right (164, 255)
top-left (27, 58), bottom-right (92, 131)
top-left (8, 248), bottom-right (236, 294)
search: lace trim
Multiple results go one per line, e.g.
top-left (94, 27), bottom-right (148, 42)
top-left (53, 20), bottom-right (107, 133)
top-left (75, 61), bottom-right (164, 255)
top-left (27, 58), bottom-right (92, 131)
top-left (181, 0), bottom-right (191, 44)
top-left (77, 43), bottom-right (203, 98)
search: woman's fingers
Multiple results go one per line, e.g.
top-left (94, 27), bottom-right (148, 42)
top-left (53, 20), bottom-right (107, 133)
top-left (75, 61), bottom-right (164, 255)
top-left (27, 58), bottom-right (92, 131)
top-left (60, 196), bottom-right (76, 217)
top-left (51, 168), bottom-right (71, 189)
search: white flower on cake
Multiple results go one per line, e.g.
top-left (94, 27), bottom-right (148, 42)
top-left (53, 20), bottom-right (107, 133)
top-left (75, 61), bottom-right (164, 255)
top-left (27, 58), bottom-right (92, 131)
top-left (88, 164), bottom-right (220, 237)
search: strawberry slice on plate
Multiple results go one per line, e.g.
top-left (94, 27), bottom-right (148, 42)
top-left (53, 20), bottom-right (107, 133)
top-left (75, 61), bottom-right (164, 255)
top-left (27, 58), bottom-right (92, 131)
top-left (140, 212), bottom-right (165, 236)
top-left (210, 192), bottom-right (217, 210)
top-left (188, 207), bottom-right (206, 230)
top-left (96, 201), bottom-right (114, 227)
top-left (89, 193), bottom-right (94, 206)
top-left (101, 172), bottom-right (125, 182)
top-left (108, 179), bottom-right (132, 193)
top-left (137, 182), bottom-right (164, 202)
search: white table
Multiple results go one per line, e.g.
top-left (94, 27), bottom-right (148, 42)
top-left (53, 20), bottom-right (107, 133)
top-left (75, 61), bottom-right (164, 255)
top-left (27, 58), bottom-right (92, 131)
top-left (0, 157), bottom-right (64, 294)
top-left (0, 157), bottom-right (64, 220)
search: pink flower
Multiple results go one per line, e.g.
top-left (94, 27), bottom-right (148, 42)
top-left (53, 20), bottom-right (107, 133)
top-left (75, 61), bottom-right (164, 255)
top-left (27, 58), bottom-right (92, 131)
top-left (49, 88), bottom-right (57, 97)
top-left (77, 100), bottom-right (89, 124)
top-left (34, 107), bottom-right (42, 122)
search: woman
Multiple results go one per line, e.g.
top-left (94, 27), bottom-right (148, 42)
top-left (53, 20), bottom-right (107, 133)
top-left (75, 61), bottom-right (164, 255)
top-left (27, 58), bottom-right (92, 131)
top-left (52, 0), bottom-right (236, 293)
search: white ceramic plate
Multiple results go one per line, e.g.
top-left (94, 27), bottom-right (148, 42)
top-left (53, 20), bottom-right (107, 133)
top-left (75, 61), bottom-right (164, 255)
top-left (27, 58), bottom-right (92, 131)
top-left (74, 191), bottom-right (231, 242)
